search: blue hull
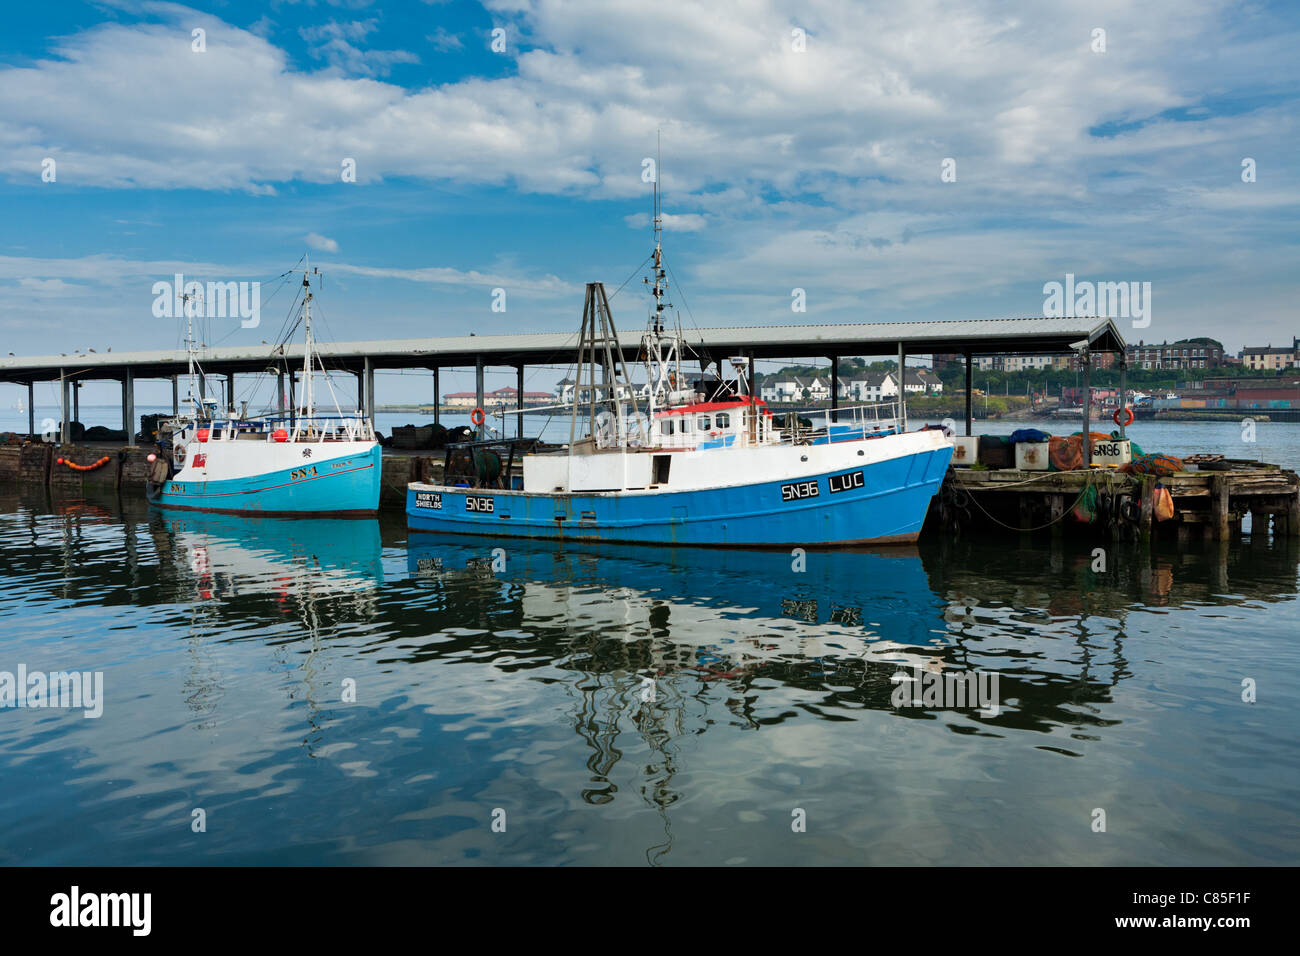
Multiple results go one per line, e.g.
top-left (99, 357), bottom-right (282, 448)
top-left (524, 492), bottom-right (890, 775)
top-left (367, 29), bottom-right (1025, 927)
top-left (408, 445), bottom-right (952, 547)
top-left (152, 445), bottom-right (382, 515)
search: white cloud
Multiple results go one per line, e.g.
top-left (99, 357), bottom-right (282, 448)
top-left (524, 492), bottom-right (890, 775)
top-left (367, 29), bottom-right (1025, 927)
top-left (15, 277), bottom-right (81, 296)
top-left (427, 28), bottom-right (463, 52)
top-left (1, 0), bottom-right (1280, 198)
top-left (623, 212), bottom-right (707, 232)
top-left (0, 1), bottom-right (1296, 351)
top-left (327, 261), bottom-right (574, 295)
top-left (305, 232), bottom-right (341, 253)
top-left (299, 20), bottom-right (419, 76)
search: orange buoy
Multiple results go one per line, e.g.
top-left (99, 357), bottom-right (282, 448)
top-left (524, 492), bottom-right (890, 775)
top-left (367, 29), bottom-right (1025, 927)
top-left (273, 428), bottom-right (288, 442)
top-left (58, 455), bottom-right (112, 472)
top-left (197, 428), bottom-right (210, 442)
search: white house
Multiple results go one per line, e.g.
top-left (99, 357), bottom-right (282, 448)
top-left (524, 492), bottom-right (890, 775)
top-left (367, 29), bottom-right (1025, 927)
top-left (908, 369), bottom-right (943, 394)
top-left (760, 375), bottom-right (830, 403)
top-left (839, 369), bottom-right (943, 403)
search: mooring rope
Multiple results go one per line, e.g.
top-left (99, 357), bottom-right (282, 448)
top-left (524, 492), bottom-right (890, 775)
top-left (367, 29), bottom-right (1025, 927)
top-left (960, 470), bottom-right (1109, 532)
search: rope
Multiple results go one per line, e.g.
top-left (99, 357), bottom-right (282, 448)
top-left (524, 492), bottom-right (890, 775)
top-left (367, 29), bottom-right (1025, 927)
top-left (607, 252), bottom-right (654, 301)
top-left (961, 470), bottom-right (1108, 532)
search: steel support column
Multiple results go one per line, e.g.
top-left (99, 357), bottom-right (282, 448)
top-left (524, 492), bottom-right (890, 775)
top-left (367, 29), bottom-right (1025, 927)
top-left (964, 351), bottom-right (973, 436)
top-left (1118, 358), bottom-right (1128, 440)
top-left (897, 342), bottom-right (907, 432)
top-left (516, 364), bottom-right (525, 439)
top-left (123, 368), bottom-right (136, 445)
top-left (1081, 349), bottom-right (1092, 468)
top-left (364, 357), bottom-right (375, 421)
top-left (27, 381), bottom-right (35, 438)
top-left (433, 367), bottom-right (440, 426)
top-left (475, 357), bottom-right (485, 439)
top-left (60, 370), bottom-right (69, 444)
top-left (830, 354), bottom-right (839, 423)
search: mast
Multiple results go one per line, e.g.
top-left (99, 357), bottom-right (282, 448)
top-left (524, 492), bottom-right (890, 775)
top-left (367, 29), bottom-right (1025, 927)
top-left (651, 132), bottom-right (666, 337)
top-left (182, 289), bottom-right (199, 419)
top-left (642, 131), bottom-right (676, 422)
top-left (301, 262), bottom-right (318, 419)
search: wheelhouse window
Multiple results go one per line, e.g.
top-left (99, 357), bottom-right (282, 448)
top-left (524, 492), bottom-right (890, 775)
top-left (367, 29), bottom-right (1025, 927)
top-left (662, 419), bottom-right (674, 436)
top-left (679, 418), bottom-right (691, 433)
top-left (715, 412), bottom-right (730, 429)
top-left (698, 415), bottom-right (711, 430)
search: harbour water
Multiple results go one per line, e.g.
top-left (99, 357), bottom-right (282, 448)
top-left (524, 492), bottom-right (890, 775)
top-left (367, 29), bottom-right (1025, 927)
top-left (2, 444), bottom-right (1298, 864)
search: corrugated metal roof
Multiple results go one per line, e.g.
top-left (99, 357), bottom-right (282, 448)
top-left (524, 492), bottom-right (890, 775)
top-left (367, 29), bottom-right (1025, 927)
top-left (0, 315), bottom-right (1127, 383)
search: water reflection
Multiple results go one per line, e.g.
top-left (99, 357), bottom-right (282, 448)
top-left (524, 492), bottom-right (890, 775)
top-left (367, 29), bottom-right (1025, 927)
top-left (405, 531), bottom-right (1300, 861)
top-left (3, 491), bottom-right (1296, 865)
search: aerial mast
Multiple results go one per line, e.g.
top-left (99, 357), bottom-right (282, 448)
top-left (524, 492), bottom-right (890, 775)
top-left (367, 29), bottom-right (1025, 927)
top-left (301, 260), bottom-right (319, 419)
top-left (651, 131), bottom-right (667, 335)
top-left (181, 289), bottom-right (200, 419)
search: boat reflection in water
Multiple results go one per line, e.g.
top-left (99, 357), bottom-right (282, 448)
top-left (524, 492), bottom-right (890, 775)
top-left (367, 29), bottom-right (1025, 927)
top-left (147, 507), bottom-right (385, 742)
top-left (407, 535), bottom-right (954, 863)
top-left (405, 531), bottom-right (1300, 864)
top-left (149, 508), bottom-right (385, 602)
top-left (8, 492), bottom-right (1297, 865)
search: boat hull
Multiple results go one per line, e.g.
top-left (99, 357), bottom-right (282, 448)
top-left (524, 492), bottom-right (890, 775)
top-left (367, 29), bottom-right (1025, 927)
top-left (151, 444), bottom-right (382, 516)
top-left (407, 441), bottom-right (952, 547)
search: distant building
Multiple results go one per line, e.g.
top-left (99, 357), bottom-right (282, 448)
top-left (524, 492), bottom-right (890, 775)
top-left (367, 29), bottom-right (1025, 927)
top-left (760, 375), bottom-right (831, 403)
top-left (445, 385), bottom-right (553, 408)
top-left (1126, 338), bottom-right (1225, 370)
top-left (840, 369), bottom-right (942, 403)
top-left (975, 354), bottom-right (1076, 372)
top-left (1241, 338), bottom-right (1299, 371)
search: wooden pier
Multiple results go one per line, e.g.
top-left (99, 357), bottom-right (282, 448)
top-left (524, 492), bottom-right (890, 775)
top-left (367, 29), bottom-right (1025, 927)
top-left (931, 462), bottom-right (1300, 543)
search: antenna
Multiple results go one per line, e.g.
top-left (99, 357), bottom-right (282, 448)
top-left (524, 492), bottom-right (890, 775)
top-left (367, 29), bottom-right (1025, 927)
top-left (641, 131), bottom-right (674, 335)
top-left (301, 259), bottom-right (322, 420)
top-left (181, 288), bottom-right (202, 418)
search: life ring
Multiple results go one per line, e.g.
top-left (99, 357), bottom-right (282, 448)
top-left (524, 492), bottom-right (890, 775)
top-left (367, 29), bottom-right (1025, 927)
top-left (174, 444), bottom-right (187, 464)
top-left (1113, 407), bottom-right (1135, 427)
top-left (470, 408), bottom-right (486, 426)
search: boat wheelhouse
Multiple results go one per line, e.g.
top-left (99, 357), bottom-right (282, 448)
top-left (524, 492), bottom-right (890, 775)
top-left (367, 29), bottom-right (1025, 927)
top-left (653, 397), bottom-right (774, 450)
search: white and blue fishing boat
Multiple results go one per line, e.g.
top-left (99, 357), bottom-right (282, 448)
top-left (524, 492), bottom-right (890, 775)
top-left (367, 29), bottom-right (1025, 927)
top-left (406, 206), bottom-right (953, 547)
top-left (149, 265), bottom-right (381, 516)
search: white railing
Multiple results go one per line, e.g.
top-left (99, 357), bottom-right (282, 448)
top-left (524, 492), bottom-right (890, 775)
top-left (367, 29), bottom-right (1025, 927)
top-left (775, 401), bottom-right (902, 444)
top-left (172, 414), bottom-right (374, 445)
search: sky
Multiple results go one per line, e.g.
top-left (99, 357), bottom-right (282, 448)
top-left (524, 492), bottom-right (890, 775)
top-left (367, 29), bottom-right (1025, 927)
top-left (1, 0), bottom-right (1298, 408)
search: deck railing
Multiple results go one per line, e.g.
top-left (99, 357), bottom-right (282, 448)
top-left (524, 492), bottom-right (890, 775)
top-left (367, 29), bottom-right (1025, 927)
top-left (169, 413), bottom-right (375, 444)
top-left (776, 401), bottom-right (902, 443)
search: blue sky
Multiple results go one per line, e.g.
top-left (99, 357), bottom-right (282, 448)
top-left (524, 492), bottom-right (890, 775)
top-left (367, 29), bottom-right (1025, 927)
top-left (2, 0), bottom-right (1298, 407)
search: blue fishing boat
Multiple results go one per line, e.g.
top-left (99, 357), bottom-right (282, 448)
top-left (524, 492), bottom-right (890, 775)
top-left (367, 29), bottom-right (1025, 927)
top-left (407, 199), bottom-right (953, 546)
top-left (150, 264), bottom-right (381, 516)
